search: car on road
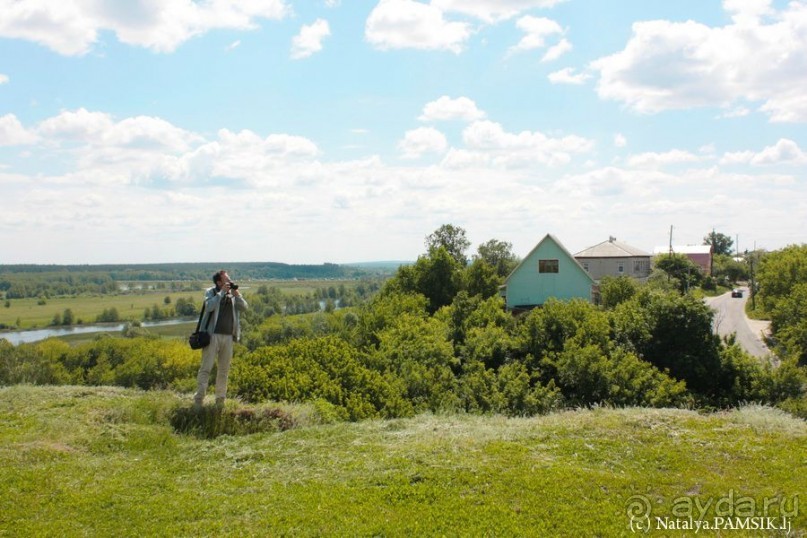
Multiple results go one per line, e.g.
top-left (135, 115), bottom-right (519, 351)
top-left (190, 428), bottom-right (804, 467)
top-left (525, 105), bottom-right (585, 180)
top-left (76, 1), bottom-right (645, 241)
top-left (731, 288), bottom-right (744, 298)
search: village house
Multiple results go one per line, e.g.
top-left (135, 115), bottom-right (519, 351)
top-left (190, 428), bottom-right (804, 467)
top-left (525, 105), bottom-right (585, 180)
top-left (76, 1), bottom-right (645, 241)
top-left (574, 236), bottom-right (652, 282)
top-left (500, 234), bottom-right (596, 312)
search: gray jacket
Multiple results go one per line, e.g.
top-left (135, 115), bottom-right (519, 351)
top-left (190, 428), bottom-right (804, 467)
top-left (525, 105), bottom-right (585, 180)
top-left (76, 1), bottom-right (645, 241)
top-left (201, 286), bottom-right (248, 341)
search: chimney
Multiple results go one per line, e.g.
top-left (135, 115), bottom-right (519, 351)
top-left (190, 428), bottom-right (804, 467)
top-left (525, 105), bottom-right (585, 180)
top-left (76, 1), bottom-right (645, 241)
top-left (609, 236), bottom-right (616, 243)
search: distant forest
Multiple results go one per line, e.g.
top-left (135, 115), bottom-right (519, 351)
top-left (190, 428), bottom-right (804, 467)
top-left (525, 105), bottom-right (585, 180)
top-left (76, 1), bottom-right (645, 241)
top-left (0, 262), bottom-right (397, 299)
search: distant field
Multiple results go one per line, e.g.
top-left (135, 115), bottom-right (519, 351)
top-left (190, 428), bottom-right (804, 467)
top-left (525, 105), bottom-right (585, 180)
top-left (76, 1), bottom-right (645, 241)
top-left (1, 386), bottom-right (804, 536)
top-left (0, 292), bottom-right (199, 330)
top-left (0, 279), bottom-right (358, 330)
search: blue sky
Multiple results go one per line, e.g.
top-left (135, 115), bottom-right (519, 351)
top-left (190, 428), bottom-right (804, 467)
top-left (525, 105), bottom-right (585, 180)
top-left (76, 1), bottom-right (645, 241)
top-left (0, 0), bottom-right (805, 264)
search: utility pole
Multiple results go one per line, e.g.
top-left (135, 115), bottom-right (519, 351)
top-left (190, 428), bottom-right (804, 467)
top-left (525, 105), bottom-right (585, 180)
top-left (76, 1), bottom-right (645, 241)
top-left (669, 225), bottom-right (673, 255)
top-left (750, 241), bottom-right (757, 310)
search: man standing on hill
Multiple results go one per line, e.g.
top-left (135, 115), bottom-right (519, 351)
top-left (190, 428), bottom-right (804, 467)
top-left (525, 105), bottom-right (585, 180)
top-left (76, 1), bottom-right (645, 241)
top-left (193, 270), bottom-right (248, 409)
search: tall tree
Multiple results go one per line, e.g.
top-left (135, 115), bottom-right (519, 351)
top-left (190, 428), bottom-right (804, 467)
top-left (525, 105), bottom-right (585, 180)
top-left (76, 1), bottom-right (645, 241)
top-left (425, 224), bottom-right (471, 266)
top-left (475, 239), bottom-right (519, 278)
top-left (654, 253), bottom-right (703, 294)
top-left (703, 230), bottom-right (734, 256)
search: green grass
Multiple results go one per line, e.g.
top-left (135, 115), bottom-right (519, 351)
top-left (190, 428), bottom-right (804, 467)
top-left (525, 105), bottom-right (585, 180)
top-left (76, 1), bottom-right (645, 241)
top-left (0, 292), bottom-right (199, 329)
top-left (746, 299), bottom-right (771, 321)
top-left (1, 386), bottom-right (805, 536)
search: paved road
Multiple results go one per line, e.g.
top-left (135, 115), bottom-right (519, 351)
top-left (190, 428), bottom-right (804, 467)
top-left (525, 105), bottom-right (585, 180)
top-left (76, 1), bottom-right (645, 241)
top-left (704, 287), bottom-right (771, 358)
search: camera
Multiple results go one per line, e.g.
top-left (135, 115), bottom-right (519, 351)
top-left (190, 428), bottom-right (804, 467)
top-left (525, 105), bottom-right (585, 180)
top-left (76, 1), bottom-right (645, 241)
top-left (228, 282), bottom-right (239, 291)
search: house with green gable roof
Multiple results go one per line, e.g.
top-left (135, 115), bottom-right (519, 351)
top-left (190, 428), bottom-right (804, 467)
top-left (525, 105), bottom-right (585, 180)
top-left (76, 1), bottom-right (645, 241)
top-left (500, 234), bottom-right (596, 312)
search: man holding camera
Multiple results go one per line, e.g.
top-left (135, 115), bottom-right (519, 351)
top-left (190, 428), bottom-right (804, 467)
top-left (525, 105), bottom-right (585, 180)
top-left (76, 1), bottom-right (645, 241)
top-left (193, 270), bottom-right (248, 409)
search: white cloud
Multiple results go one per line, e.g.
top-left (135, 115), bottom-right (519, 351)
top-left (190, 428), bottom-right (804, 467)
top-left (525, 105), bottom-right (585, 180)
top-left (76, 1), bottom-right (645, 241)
top-left (398, 127), bottom-right (448, 159)
top-left (627, 149), bottom-right (704, 169)
top-left (4, 107), bottom-right (806, 265)
top-left (433, 0), bottom-right (568, 24)
top-left (418, 96), bottom-right (486, 122)
top-left (186, 129), bottom-right (320, 183)
top-left (462, 120), bottom-right (593, 166)
top-left (0, 0), bottom-right (291, 55)
top-left (719, 150), bottom-right (756, 166)
top-left (440, 148), bottom-right (490, 169)
top-left (721, 139), bottom-right (807, 166)
top-left (719, 106), bottom-right (750, 119)
top-left (225, 40), bottom-right (241, 52)
top-left (541, 37), bottom-right (571, 62)
top-left (590, 1), bottom-right (807, 122)
top-left (548, 67), bottom-right (591, 85)
top-left (291, 19), bottom-right (331, 59)
top-left (0, 73), bottom-right (8, 84)
top-left (36, 108), bottom-right (115, 141)
top-left (365, 0), bottom-right (472, 53)
top-left (2, 109), bottom-right (325, 189)
top-left (508, 16), bottom-right (563, 54)
top-left (751, 139), bottom-right (807, 164)
top-left (723, 0), bottom-right (774, 23)
top-left (614, 134), bottom-right (627, 148)
top-left (0, 114), bottom-right (39, 145)
top-left (36, 108), bottom-right (199, 153)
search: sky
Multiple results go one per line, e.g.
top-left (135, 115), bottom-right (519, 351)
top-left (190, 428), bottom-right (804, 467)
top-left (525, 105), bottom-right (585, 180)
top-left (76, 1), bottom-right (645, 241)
top-left (0, 0), bottom-right (805, 265)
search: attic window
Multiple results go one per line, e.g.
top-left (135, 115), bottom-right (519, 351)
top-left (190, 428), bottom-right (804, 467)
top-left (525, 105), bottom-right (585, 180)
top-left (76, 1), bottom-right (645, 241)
top-left (539, 259), bottom-right (559, 273)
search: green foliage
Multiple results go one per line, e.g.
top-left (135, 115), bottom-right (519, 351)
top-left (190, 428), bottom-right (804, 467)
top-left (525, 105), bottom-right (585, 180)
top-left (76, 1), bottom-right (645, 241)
top-left (757, 244), bottom-right (807, 363)
top-left (544, 344), bottom-right (689, 407)
top-left (173, 297), bottom-right (197, 316)
top-left (411, 247), bottom-right (464, 313)
top-left (355, 291), bottom-right (429, 349)
top-left (598, 275), bottom-right (638, 309)
top-left (770, 282), bottom-right (807, 365)
top-left (425, 223), bottom-right (471, 266)
top-left (370, 315), bottom-right (459, 413)
top-left (475, 239), bottom-right (519, 278)
top-left (464, 258), bottom-right (502, 299)
top-left (757, 244), bottom-right (807, 310)
top-left (712, 254), bottom-right (748, 285)
top-left (653, 253), bottom-right (704, 294)
top-left (703, 230), bottom-right (734, 256)
top-left (516, 298), bottom-right (611, 362)
top-left (0, 339), bottom-right (73, 385)
top-left (714, 343), bottom-right (776, 405)
top-left (495, 362), bottom-right (561, 416)
top-left (0, 337), bottom-right (199, 391)
top-left (96, 307), bottom-right (121, 322)
top-left (230, 336), bottom-right (410, 420)
top-left (461, 325), bottom-right (514, 371)
top-left (612, 290), bottom-right (722, 397)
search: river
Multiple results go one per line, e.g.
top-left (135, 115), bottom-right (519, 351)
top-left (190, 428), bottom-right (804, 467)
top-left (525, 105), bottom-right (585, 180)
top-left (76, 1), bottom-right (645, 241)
top-left (0, 318), bottom-right (195, 346)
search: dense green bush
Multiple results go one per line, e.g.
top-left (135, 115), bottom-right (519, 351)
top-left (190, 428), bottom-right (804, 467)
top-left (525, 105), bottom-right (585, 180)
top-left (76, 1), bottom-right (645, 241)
top-left (544, 344), bottom-right (689, 407)
top-left (612, 290), bottom-right (722, 396)
top-left (0, 337), bottom-right (198, 391)
top-left (230, 336), bottom-right (410, 420)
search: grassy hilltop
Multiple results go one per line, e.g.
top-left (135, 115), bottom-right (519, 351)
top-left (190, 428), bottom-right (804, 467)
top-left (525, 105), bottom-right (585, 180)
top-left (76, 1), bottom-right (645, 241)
top-left (1, 385), bottom-right (804, 537)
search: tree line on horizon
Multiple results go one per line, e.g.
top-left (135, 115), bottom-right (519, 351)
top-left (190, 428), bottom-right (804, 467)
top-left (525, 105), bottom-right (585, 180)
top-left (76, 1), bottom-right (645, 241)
top-left (0, 262), bottom-right (386, 300)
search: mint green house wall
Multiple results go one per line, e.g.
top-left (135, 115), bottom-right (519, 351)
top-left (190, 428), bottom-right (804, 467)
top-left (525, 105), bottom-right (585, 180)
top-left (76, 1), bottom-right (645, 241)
top-left (502, 234), bottom-right (595, 310)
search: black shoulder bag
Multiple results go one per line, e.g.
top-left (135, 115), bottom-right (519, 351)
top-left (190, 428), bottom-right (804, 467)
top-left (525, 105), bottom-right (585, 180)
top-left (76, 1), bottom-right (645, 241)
top-left (188, 303), bottom-right (211, 350)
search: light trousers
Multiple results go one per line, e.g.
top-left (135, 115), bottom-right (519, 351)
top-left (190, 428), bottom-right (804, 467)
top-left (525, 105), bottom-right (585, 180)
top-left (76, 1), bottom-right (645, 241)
top-left (194, 333), bottom-right (234, 404)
